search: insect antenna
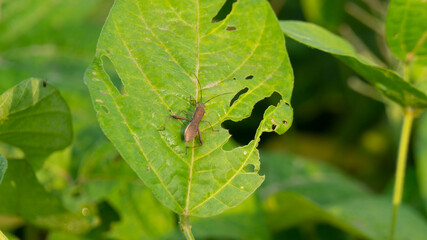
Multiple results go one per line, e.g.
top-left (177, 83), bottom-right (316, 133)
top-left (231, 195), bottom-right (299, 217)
top-left (193, 74), bottom-right (203, 103)
top-left (204, 92), bottom-right (234, 104)
top-left (193, 74), bottom-right (233, 104)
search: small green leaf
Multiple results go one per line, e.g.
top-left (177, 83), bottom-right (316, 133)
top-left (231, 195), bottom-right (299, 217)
top-left (0, 78), bottom-right (72, 165)
top-left (0, 160), bottom-right (93, 233)
top-left (280, 20), bottom-right (427, 109)
top-left (386, 0), bottom-right (427, 63)
top-left (0, 154), bottom-right (6, 184)
top-left (85, 0), bottom-right (293, 217)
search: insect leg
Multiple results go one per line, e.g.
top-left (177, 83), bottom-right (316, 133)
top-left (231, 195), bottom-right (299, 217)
top-left (197, 128), bottom-right (203, 145)
top-left (159, 111), bottom-right (192, 131)
top-left (189, 96), bottom-right (197, 107)
top-left (179, 110), bottom-right (192, 116)
top-left (201, 120), bottom-right (218, 132)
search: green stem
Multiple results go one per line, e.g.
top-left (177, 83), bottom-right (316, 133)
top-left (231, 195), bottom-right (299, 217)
top-left (180, 214), bottom-right (195, 240)
top-left (390, 109), bottom-right (415, 240)
top-left (0, 230), bottom-right (8, 240)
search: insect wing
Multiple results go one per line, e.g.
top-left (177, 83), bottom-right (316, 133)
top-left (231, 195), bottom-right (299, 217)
top-left (184, 121), bottom-right (198, 142)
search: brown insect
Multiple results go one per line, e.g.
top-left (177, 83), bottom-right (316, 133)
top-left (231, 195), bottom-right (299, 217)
top-left (160, 78), bottom-right (231, 152)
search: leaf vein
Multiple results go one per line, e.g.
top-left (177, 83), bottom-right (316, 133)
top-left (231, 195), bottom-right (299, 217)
top-left (133, 2), bottom-right (193, 81)
top-left (112, 19), bottom-right (183, 211)
top-left (202, 6), bottom-right (268, 88)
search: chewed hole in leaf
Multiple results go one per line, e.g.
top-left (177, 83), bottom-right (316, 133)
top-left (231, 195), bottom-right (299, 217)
top-left (101, 106), bottom-right (109, 114)
top-left (282, 120), bottom-right (288, 124)
top-left (223, 92), bottom-right (282, 146)
top-left (226, 26), bottom-right (237, 31)
top-left (243, 164), bottom-right (256, 173)
top-left (245, 75), bottom-right (254, 80)
top-left (272, 124), bottom-right (277, 130)
top-left (211, 0), bottom-right (237, 23)
top-left (230, 87), bottom-right (248, 106)
top-left (101, 56), bottom-right (125, 95)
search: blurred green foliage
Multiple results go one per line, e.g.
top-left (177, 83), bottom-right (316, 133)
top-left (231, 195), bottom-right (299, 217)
top-left (1, 0), bottom-right (427, 239)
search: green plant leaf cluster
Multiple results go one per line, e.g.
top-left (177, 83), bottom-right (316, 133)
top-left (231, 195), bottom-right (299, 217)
top-left (260, 152), bottom-right (427, 240)
top-left (85, 0), bottom-right (293, 217)
top-left (280, 20), bottom-right (427, 109)
top-left (0, 79), bottom-right (89, 234)
top-left (0, 78), bottom-right (72, 168)
top-left (280, 1), bottom-right (427, 238)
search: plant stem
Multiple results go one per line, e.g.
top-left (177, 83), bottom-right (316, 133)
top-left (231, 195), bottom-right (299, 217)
top-left (0, 230), bottom-right (8, 240)
top-left (180, 214), bottom-right (195, 240)
top-left (389, 109), bottom-right (415, 240)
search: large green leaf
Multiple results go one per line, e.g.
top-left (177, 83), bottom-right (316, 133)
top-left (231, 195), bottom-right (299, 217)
top-left (0, 154), bottom-right (6, 184)
top-left (386, 0), bottom-right (427, 63)
top-left (85, 0), bottom-right (293, 217)
top-left (280, 20), bottom-right (427, 109)
top-left (0, 160), bottom-right (93, 233)
top-left (0, 78), bottom-right (72, 167)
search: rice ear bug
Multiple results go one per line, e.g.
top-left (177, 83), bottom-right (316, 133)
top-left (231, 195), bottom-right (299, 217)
top-left (159, 77), bottom-right (232, 153)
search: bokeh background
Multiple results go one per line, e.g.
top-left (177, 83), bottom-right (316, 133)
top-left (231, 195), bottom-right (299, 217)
top-left (1, 0), bottom-right (426, 239)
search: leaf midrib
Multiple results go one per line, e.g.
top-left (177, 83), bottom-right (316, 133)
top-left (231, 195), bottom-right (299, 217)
top-left (184, 0), bottom-right (201, 215)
